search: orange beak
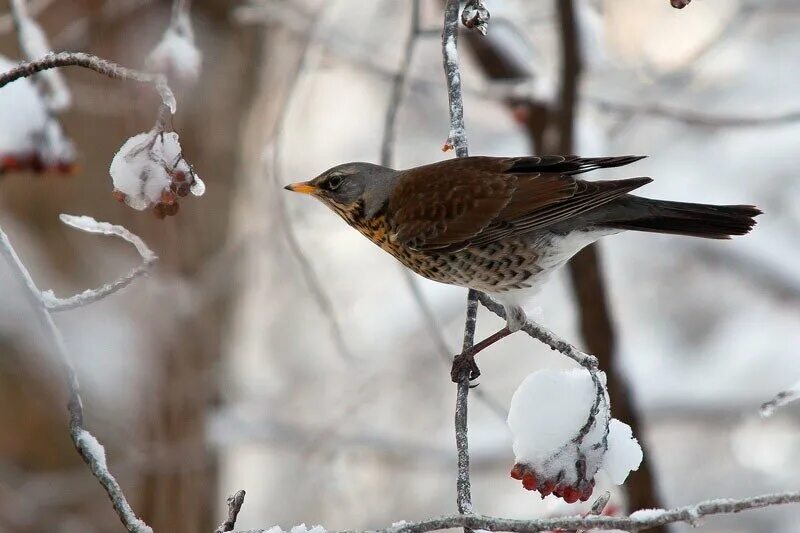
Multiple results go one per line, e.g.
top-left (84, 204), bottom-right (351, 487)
top-left (284, 181), bottom-right (318, 195)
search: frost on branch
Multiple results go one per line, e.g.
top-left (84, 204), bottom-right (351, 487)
top-left (0, 56), bottom-right (75, 175)
top-left (145, 10), bottom-right (202, 85)
top-left (109, 130), bottom-right (205, 217)
top-left (507, 369), bottom-right (642, 503)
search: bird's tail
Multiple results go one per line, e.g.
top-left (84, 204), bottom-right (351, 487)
top-left (603, 197), bottom-right (762, 239)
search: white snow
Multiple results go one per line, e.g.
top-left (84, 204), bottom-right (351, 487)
top-left (0, 55), bottom-right (74, 169)
top-left (145, 12), bottom-right (202, 84)
top-left (75, 429), bottom-right (107, 471)
top-left (507, 368), bottom-right (642, 491)
top-left (263, 525), bottom-right (326, 533)
top-left (109, 130), bottom-right (204, 212)
top-left (603, 419), bottom-right (643, 485)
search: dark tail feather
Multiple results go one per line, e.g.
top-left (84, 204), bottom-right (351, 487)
top-left (605, 198), bottom-right (762, 239)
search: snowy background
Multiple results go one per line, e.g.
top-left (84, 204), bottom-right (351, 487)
top-left (1, 0), bottom-right (799, 532)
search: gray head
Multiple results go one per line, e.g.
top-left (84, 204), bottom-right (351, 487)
top-left (284, 162), bottom-right (399, 220)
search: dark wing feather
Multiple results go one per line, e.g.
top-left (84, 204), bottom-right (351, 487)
top-left (389, 156), bottom-right (648, 252)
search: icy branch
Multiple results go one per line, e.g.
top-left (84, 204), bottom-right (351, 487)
top-left (0, 51), bottom-right (176, 113)
top-left (461, 0), bottom-right (490, 35)
top-left (760, 379), bottom-right (800, 417)
top-left (216, 490), bottom-right (247, 533)
top-left (0, 224), bottom-right (151, 533)
top-left (42, 215), bottom-right (157, 312)
top-left (442, 0), bottom-right (468, 157)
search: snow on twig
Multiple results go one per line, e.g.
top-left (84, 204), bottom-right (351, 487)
top-left (146, 0), bottom-right (201, 84)
top-left (0, 223), bottom-right (152, 533)
top-left (42, 214), bottom-right (158, 312)
top-left (442, 0), bottom-right (468, 157)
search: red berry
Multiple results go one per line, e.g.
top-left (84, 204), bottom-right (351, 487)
top-left (563, 487), bottom-right (579, 504)
top-left (539, 480), bottom-right (555, 497)
top-left (521, 472), bottom-right (537, 491)
top-left (510, 464), bottom-right (525, 480)
top-left (579, 485), bottom-right (594, 502)
top-left (176, 183), bottom-right (190, 197)
top-left (173, 170), bottom-right (186, 182)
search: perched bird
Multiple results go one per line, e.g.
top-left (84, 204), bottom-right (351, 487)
top-left (285, 156), bottom-right (760, 378)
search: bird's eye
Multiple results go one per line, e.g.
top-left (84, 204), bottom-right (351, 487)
top-left (327, 175), bottom-right (344, 190)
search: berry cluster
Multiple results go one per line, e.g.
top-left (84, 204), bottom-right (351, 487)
top-left (510, 462), bottom-right (595, 503)
top-left (1, 153), bottom-right (75, 175)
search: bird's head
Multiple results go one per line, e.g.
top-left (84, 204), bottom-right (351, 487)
top-left (284, 162), bottom-right (397, 220)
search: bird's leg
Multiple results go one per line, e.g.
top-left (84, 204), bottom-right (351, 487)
top-left (451, 326), bottom-right (514, 382)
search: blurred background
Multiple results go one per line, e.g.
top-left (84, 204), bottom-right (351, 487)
top-left (1, 0), bottom-right (800, 532)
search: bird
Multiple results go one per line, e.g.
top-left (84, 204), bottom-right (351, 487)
top-left (285, 155), bottom-right (761, 380)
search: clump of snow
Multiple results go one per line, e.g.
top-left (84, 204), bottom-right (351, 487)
top-left (603, 419), bottom-right (643, 485)
top-left (75, 429), bottom-right (107, 470)
top-left (109, 130), bottom-right (204, 217)
top-left (0, 55), bottom-right (75, 174)
top-left (145, 12), bottom-right (202, 84)
top-left (507, 368), bottom-right (642, 502)
top-left (629, 508), bottom-right (667, 522)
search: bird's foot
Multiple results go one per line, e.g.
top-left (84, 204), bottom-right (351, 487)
top-left (451, 353), bottom-right (481, 383)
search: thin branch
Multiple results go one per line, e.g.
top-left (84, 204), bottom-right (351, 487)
top-left (43, 214), bottom-right (157, 312)
top-left (0, 224), bottom-right (152, 533)
top-left (269, 5), bottom-right (355, 363)
top-left (476, 293), bottom-right (598, 369)
top-left (0, 51), bottom-right (176, 113)
top-left (216, 490), bottom-right (246, 533)
top-left (443, 0), bottom-right (476, 524)
top-left (592, 98), bottom-right (800, 128)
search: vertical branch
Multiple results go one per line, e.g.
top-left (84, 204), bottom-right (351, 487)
top-left (443, 0), bottom-right (475, 523)
top-left (554, 0), bottom-right (664, 519)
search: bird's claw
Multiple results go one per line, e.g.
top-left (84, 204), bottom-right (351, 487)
top-left (451, 353), bottom-right (481, 383)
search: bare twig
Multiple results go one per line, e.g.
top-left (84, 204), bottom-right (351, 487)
top-left (269, 3), bottom-right (355, 363)
top-left (0, 51), bottom-right (176, 113)
top-left (216, 490), bottom-right (246, 533)
top-left (592, 98), bottom-right (800, 128)
top-left (0, 224), bottom-right (152, 533)
top-left (43, 215), bottom-right (157, 312)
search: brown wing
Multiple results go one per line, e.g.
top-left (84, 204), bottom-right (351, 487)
top-left (389, 156), bottom-right (648, 252)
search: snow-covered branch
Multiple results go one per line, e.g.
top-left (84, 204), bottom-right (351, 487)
top-left (232, 491), bottom-right (800, 533)
top-left (42, 215), bottom-right (157, 312)
top-left (0, 51), bottom-right (176, 113)
top-left (0, 223), bottom-right (152, 533)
